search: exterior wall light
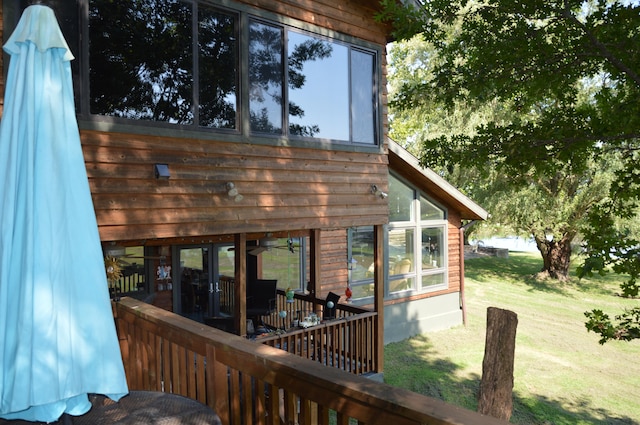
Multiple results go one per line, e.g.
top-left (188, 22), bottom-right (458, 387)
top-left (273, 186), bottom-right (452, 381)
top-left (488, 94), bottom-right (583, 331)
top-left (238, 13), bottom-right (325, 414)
top-left (370, 184), bottom-right (388, 199)
top-left (154, 163), bottom-right (170, 179)
top-left (226, 182), bottom-right (244, 202)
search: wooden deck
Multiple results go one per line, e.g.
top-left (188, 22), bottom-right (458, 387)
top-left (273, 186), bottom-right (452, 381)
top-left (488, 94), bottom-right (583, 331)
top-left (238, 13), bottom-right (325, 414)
top-left (114, 297), bottom-right (510, 425)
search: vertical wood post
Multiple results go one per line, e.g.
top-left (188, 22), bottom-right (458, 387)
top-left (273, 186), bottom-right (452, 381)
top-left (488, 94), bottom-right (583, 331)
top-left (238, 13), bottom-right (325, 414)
top-left (478, 307), bottom-right (518, 421)
top-left (235, 233), bottom-right (247, 336)
top-left (459, 226), bottom-right (467, 325)
top-left (373, 224), bottom-right (385, 373)
top-left (309, 229), bottom-right (321, 309)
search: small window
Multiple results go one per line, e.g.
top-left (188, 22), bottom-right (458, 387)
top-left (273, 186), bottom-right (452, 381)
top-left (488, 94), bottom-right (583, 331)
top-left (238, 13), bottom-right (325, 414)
top-left (108, 246), bottom-right (147, 296)
top-left (347, 226), bottom-right (375, 299)
top-left (249, 21), bottom-right (284, 134)
top-left (421, 196), bottom-right (445, 220)
top-left (351, 49), bottom-right (376, 144)
top-left (388, 228), bottom-right (415, 293)
top-left (389, 174), bottom-right (414, 222)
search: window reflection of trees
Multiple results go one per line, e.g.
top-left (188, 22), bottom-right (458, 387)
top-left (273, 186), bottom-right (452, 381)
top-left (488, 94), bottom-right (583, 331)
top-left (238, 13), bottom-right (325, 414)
top-left (198, 7), bottom-right (238, 129)
top-left (249, 22), bottom-right (283, 134)
top-left (249, 23), bottom-right (338, 137)
top-left (287, 33), bottom-right (334, 137)
top-left (89, 0), bottom-right (237, 128)
top-left (82, 1), bottom-right (375, 144)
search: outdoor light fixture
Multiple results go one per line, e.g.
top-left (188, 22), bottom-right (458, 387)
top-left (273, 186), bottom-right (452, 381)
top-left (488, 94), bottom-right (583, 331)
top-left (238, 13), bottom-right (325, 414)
top-left (226, 182), bottom-right (244, 202)
top-left (103, 243), bottom-right (126, 258)
top-left (154, 163), bottom-right (170, 179)
top-left (370, 184), bottom-right (388, 199)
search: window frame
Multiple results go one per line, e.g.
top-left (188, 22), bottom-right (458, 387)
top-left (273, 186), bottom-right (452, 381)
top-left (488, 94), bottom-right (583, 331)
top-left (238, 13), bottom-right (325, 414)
top-left (348, 174), bottom-right (449, 302)
top-left (11, 0), bottom-right (384, 151)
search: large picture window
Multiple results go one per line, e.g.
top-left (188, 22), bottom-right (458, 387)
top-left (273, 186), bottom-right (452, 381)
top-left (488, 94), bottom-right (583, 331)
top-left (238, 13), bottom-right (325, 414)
top-left (88, 0), bottom-right (238, 129)
top-left (348, 174), bottom-right (448, 301)
top-left (249, 20), bottom-right (377, 143)
top-left (388, 174), bottom-right (447, 294)
top-left (24, 1), bottom-right (379, 147)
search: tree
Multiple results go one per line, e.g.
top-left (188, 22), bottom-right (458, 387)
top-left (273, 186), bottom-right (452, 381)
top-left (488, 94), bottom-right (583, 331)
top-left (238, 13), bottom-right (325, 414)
top-left (377, 0), bottom-right (640, 337)
top-left (387, 34), bottom-right (617, 280)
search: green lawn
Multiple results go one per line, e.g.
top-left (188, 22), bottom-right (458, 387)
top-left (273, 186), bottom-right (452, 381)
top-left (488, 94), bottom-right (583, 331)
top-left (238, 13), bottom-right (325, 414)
top-left (384, 252), bottom-right (640, 424)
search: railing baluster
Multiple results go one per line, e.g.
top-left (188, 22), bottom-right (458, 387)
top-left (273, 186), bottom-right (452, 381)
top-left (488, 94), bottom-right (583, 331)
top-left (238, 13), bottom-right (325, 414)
top-left (114, 298), bottom-right (511, 425)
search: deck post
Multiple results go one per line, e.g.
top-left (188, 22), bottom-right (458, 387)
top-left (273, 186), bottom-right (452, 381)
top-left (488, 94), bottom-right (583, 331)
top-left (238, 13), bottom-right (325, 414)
top-left (235, 233), bottom-right (247, 335)
top-left (374, 224), bottom-right (385, 373)
top-left (309, 229), bottom-right (321, 302)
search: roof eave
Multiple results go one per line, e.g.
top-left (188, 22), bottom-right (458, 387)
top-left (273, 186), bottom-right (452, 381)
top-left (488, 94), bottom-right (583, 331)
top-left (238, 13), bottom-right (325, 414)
top-left (388, 140), bottom-right (489, 221)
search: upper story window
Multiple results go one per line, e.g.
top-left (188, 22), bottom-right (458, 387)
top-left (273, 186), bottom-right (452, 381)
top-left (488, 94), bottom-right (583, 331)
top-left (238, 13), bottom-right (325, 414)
top-left (248, 21), bottom-right (376, 143)
top-left (23, 1), bottom-right (380, 147)
top-left (88, 1), bottom-right (238, 129)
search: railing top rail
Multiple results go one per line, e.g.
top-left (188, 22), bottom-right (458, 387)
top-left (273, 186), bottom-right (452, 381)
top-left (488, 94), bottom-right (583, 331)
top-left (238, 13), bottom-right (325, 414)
top-left (115, 297), bottom-right (510, 425)
top-left (255, 312), bottom-right (377, 343)
top-left (276, 288), bottom-right (372, 314)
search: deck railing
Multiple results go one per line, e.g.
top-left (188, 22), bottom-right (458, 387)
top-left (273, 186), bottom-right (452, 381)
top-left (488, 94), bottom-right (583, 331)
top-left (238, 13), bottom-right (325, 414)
top-left (113, 297), bottom-right (509, 425)
top-left (258, 311), bottom-right (378, 375)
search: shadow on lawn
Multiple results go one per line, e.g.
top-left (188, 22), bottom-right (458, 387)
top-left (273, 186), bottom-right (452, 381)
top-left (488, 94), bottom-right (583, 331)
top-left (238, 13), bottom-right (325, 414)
top-left (466, 252), bottom-right (628, 299)
top-left (465, 253), bottom-right (583, 296)
top-left (385, 334), bottom-right (638, 425)
top-left (511, 393), bottom-right (639, 425)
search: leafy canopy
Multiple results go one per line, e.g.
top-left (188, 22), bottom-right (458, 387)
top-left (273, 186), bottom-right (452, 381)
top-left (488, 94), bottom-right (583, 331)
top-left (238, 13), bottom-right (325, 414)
top-left (377, 0), bottom-right (640, 342)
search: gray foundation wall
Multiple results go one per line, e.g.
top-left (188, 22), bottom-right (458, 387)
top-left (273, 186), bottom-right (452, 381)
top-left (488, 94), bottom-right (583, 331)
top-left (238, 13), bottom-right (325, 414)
top-left (383, 292), bottom-right (463, 344)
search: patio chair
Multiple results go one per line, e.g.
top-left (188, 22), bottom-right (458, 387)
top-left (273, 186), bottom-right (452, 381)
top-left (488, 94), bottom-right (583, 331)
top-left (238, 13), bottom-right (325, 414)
top-left (323, 291), bottom-right (341, 320)
top-left (246, 279), bottom-right (278, 328)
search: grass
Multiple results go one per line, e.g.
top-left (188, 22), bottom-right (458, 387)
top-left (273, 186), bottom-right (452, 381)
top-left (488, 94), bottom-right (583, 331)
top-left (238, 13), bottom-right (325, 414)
top-left (384, 252), bottom-right (640, 424)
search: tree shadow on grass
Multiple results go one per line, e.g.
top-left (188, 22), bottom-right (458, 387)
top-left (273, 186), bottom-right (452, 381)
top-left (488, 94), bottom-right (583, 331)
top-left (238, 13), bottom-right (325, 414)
top-left (385, 334), bottom-right (639, 425)
top-left (465, 254), bottom-right (570, 296)
top-left (512, 393), bottom-right (639, 425)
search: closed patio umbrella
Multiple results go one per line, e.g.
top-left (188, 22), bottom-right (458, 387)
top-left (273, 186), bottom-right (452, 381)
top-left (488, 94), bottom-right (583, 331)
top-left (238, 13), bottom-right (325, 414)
top-left (0, 5), bottom-right (128, 422)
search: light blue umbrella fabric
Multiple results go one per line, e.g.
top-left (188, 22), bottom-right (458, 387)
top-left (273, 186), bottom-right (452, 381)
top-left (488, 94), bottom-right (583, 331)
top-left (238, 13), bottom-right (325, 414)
top-left (0, 5), bottom-right (128, 422)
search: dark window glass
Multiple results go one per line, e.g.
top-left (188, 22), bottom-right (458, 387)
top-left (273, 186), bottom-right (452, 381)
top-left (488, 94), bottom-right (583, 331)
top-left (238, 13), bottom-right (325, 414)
top-left (249, 21), bottom-right (283, 134)
top-left (288, 31), bottom-right (348, 139)
top-left (89, 0), bottom-right (194, 123)
top-left (351, 49), bottom-right (375, 144)
top-left (62, 2), bottom-right (377, 145)
top-left (198, 6), bottom-right (238, 129)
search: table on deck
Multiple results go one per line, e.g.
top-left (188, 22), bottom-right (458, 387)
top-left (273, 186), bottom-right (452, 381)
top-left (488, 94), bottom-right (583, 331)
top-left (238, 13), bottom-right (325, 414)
top-left (0, 391), bottom-right (221, 425)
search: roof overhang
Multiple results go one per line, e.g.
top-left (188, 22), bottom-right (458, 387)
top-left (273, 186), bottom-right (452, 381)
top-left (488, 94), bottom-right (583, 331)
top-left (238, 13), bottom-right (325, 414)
top-left (388, 140), bottom-right (489, 221)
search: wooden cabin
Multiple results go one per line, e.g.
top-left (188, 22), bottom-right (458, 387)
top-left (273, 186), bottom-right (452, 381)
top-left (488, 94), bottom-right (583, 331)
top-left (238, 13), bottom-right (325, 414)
top-left (1, 0), bottom-right (485, 372)
top-left (0, 3), bottom-right (511, 424)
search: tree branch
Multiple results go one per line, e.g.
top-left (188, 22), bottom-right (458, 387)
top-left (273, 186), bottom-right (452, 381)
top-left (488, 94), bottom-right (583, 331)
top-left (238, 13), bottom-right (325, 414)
top-left (561, 4), bottom-right (640, 87)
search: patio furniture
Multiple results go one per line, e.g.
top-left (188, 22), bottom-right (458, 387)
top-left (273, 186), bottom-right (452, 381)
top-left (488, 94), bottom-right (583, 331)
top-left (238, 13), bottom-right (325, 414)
top-left (0, 391), bottom-right (221, 424)
top-left (246, 279), bottom-right (278, 328)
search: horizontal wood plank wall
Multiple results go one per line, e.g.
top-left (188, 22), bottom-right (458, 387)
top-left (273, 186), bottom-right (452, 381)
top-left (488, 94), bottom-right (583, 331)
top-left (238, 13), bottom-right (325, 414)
top-left (82, 130), bottom-right (389, 242)
top-left (319, 229), bottom-right (349, 297)
top-left (447, 209), bottom-right (462, 292)
top-left (238, 0), bottom-right (389, 45)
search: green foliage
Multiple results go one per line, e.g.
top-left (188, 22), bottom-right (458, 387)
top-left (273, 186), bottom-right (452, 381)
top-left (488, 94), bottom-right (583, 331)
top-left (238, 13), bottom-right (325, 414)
top-left (585, 308), bottom-right (640, 344)
top-left (380, 0), bottom-right (640, 340)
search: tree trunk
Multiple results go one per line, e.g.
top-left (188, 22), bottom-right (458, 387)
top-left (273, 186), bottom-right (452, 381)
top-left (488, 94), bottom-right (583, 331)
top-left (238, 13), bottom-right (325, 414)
top-left (534, 233), bottom-right (574, 280)
top-left (478, 307), bottom-right (518, 421)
